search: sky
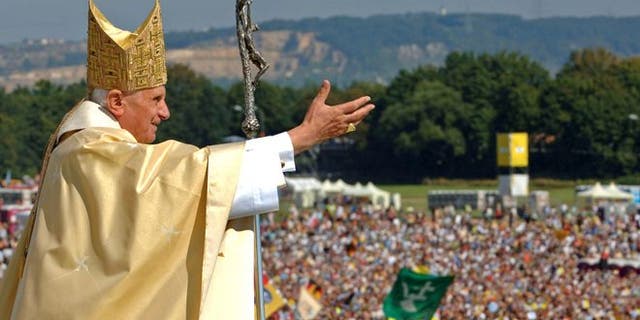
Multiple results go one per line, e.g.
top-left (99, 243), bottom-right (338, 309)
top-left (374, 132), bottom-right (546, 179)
top-left (1, 0), bottom-right (640, 44)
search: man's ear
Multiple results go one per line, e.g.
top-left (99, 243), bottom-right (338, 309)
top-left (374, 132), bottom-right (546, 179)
top-left (106, 89), bottom-right (125, 117)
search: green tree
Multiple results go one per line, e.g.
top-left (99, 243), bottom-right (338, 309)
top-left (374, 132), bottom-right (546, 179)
top-left (342, 81), bottom-right (386, 152)
top-left (440, 51), bottom-right (549, 176)
top-left (161, 64), bottom-right (232, 146)
top-left (0, 88), bottom-right (20, 175)
top-left (540, 48), bottom-right (640, 177)
top-left (378, 80), bottom-right (471, 180)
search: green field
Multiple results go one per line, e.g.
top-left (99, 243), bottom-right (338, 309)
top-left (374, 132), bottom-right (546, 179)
top-left (380, 179), bottom-right (579, 212)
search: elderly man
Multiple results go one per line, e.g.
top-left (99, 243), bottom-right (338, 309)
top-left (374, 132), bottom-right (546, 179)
top-left (0, 0), bottom-right (373, 319)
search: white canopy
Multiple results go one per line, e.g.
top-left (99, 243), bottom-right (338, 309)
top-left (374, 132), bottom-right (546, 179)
top-left (603, 182), bottom-right (634, 200)
top-left (285, 177), bottom-right (323, 192)
top-left (576, 182), bottom-right (608, 198)
top-left (285, 178), bottom-right (400, 210)
top-left (321, 179), bottom-right (394, 209)
top-left (321, 179), bottom-right (348, 194)
top-left (285, 177), bottom-right (323, 208)
top-left (577, 182), bottom-right (633, 201)
top-left (364, 182), bottom-right (396, 209)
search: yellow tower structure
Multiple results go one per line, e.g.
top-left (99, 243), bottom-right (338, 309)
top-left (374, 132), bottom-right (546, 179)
top-left (496, 132), bottom-right (529, 196)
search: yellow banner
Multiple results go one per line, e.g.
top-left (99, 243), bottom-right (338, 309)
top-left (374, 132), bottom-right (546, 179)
top-left (497, 134), bottom-right (510, 167)
top-left (496, 133), bottom-right (528, 167)
top-left (265, 283), bottom-right (287, 318)
top-left (510, 133), bottom-right (528, 167)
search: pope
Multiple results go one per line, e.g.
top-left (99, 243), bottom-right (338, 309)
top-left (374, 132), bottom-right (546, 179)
top-left (0, 0), bottom-right (374, 319)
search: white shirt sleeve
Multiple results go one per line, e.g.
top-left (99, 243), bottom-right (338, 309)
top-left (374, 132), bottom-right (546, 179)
top-left (229, 132), bottom-right (296, 219)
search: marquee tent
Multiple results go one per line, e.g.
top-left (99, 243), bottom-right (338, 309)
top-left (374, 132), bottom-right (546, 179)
top-left (321, 179), bottom-right (396, 210)
top-left (364, 182), bottom-right (394, 209)
top-left (321, 179), bottom-right (348, 194)
top-left (576, 182), bottom-right (609, 199)
top-left (603, 182), bottom-right (634, 200)
top-left (576, 182), bottom-right (633, 203)
top-left (285, 177), bottom-right (323, 208)
top-left (286, 178), bottom-right (399, 210)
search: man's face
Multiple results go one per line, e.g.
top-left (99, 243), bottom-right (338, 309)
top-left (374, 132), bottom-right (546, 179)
top-left (118, 86), bottom-right (170, 143)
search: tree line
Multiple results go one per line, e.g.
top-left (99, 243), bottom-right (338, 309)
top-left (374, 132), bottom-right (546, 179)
top-left (1, 48), bottom-right (639, 183)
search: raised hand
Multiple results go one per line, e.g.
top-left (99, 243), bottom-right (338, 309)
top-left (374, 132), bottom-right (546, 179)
top-left (288, 80), bottom-right (375, 154)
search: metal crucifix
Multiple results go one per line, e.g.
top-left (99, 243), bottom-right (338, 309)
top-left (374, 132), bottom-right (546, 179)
top-left (236, 0), bottom-right (269, 138)
top-left (235, 0), bottom-right (270, 319)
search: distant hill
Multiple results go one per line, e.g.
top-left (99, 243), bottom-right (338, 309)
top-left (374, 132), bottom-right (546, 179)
top-left (2, 12), bottom-right (640, 89)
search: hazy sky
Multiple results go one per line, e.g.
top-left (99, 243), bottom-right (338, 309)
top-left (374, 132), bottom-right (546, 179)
top-left (1, 0), bottom-right (639, 44)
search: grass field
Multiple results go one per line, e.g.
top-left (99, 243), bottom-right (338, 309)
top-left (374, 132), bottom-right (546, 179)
top-left (380, 179), bottom-right (579, 212)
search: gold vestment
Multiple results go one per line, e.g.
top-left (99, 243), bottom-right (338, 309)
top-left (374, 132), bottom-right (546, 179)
top-left (0, 126), bottom-right (256, 319)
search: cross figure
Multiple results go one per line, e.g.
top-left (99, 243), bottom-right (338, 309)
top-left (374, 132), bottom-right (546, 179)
top-left (161, 224), bottom-right (181, 240)
top-left (74, 256), bottom-right (90, 272)
top-left (399, 281), bottom-right (436, 312)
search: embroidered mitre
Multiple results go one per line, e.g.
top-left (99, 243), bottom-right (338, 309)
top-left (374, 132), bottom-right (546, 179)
top-left (86, 0), bottom-right (167, 91)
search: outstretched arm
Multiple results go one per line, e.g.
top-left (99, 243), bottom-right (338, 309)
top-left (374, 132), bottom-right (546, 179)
top-left (229, 80), bottom-right (374, 218)
top-left (288, 80), bottom-right (375, 154)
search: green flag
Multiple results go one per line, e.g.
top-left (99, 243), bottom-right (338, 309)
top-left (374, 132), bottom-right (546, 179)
top-left (383, 268), bottom-right (454, 320)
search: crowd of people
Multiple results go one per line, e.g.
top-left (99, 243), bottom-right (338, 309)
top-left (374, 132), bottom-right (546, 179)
top-left (1, 189), bottom-right (639, 318)
top-left (0, 177), bottom-right (38, 281)
top-left (0, 222), bottom-right (17, 280)
top-left (261, 197), bottom-right (640, 319)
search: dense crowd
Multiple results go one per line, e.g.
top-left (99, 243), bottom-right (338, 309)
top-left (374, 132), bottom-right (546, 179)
top-left (0, 222), bottom-right (18, 280)
top-left (1, 192), bottom-right (639, 319)
top-left (0, 176), bottom-right (37, 280)
top-left (261, 197), bottom-right (640, 319)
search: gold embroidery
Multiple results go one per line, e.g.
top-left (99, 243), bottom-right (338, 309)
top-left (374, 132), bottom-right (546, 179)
top-left (87, 0), bottom-right (167, 91)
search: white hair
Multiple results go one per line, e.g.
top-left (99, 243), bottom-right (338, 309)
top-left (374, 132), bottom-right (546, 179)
top-left (89, 88), bottom-right (142, 107)
top-left (89, 88), bottom-right (109, 107)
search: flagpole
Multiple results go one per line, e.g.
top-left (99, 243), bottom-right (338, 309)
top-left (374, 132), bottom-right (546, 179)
top-left (254, 216), bottom-right (265, 320)
top-left (235, 0), bottom-right (270, 319)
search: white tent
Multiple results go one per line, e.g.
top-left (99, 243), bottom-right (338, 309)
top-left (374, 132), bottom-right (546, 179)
top-left (576, 182), bottom-right (609, 199)
top-left (577, 182), bottom-right (633, 202)
top-left (285, 177), bottom-right (323, 208)
top-left (284, 178), bottom-right (401, 210)
top-left (319, 180), bottom-right (394, 210)
top-left (364, 182), bottom-right (393, 209)
top-left (603, 182), bottom-right (634, 200)
top-left (286, 177), bottom-right (322, 191)
top-left (345, 182), bottom-right (369, 197)
top-left (321, 179), bottom-right (348, 194)
top-left (391, 192), bottom-right (402, 210)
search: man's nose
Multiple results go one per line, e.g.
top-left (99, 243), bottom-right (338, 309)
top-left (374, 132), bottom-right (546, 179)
top-left (159, 101), bottom-right (170, 120)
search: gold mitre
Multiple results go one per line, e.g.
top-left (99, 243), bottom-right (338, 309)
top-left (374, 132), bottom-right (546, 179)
top-left (86, 0), bottom-right (167, 92)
